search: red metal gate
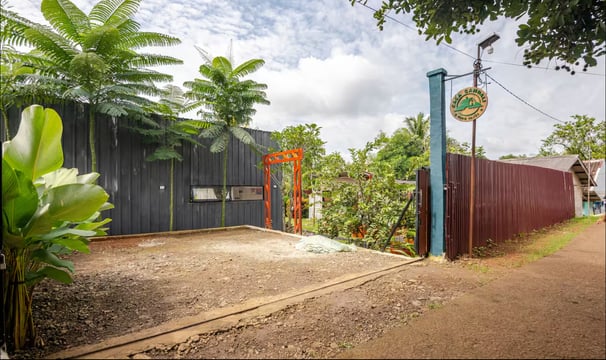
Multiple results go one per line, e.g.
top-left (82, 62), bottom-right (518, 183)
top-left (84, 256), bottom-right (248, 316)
top-left (263, 149), bottom-right (303, 234)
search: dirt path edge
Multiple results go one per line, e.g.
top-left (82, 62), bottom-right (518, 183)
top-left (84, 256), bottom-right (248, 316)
top-left (49, 258), bottom-right (422, 359)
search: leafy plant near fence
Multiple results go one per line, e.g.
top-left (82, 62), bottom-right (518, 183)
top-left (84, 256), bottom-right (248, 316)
top-left (318, 140), bottom-right (414, 250)
top-left (2, 105), bottom-right (112, 350)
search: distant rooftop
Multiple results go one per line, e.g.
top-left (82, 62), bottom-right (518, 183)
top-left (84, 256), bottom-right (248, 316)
top-left (499, 155), bottom-right (597, 187)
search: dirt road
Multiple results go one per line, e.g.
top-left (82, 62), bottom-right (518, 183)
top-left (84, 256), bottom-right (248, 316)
top-left (339, 222), bottom-right (606, 359)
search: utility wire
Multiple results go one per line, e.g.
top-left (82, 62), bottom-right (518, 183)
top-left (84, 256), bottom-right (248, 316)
top-left (483, 59), bottom-right (605, 77)
top-left (355, 0), bottom-right (605, 77)
top-left (355, 0), bottom-right (476, 60)
top-left (355, 0), bottom-right (591, 125)
top-left (485, 73), bottom-right (566, 123)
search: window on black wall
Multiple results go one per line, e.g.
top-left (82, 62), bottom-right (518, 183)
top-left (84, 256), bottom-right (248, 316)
top-left (190, 186), bottom-right (263, 202)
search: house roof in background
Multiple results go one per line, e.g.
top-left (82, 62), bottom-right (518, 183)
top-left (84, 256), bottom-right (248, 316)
top-left (584, 159), bottom-right (606, 200)
top-left (499, 155), bottom-right (597, 187)
top-left (583, 159), bottom-right (604, 179)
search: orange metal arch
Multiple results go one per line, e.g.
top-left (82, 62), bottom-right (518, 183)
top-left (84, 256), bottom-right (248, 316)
top-left (263, 148), bottom-right (303, 234)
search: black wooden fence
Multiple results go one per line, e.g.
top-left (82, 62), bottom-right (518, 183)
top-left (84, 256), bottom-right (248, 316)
top-left (4, 102), bottom-right (283, 235)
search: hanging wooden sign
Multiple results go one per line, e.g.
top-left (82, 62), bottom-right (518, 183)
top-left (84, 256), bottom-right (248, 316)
top-left (450, 87), bottom-right (488, 122)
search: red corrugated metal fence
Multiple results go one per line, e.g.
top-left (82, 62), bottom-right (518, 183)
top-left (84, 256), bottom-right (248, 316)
top-left (445, 153), bottom-right (575, 260)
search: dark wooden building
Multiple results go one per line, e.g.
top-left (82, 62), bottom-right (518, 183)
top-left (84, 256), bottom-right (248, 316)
top-left (4, 102), bottom-right (283, 235)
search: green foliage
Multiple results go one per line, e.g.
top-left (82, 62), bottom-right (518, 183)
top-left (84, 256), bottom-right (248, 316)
top-left (2, 105), bottom-right (112, 350)
top-left (318, 140), bottom-right (412, 248)
top-left (1, 0), bottom-right (183, 171)
top-left (352, 0), bottom-right (605, 72)
top-left (184, 53), bottom-right (269, 227)
top-left (447, 136), bottom-right (487, 158)
top-left (375, 113), bottom-right (484, 180)
top-left (499, 153), bottom-right (529, 160)
top-left (132, 84), bottom-right (210, 231)
top-left (539, 115), bottom-right (605, 160)
top-left (375, 113), bottom-right (429, 180)
top-left (271, 123), bottom-right (327, 230)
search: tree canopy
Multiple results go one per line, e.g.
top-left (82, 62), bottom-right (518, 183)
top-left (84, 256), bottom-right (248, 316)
top-left (1, 0), bottom-right (183, 171)
top-left (351, 0), bottom-right (605, 72)
top-left (375, 113), bottom-right (485, 180)
top-left (539, 115), bottom-right (605, 160)
top-left (184, 54), bottom-right (269, 227)
top-left (272, 123), bottom-right (326, 189)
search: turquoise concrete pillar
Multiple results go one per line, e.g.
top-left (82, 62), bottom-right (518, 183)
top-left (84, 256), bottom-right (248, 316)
top-left (427, 68), bottom-right (447, 256)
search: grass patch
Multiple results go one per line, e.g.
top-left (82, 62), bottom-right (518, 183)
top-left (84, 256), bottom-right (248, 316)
top-left (301, 218), bottom-right (319, 233)
top-left (512, 216), bottom-right (599, 267)
top-left (427, 302), bottom-right (443, 310)
top-left (480, 216), bottom-right (600, 269)
top-left (338, 342), bottom-right (354, 349)
top-left (465, 263), bottom-right (491, 273)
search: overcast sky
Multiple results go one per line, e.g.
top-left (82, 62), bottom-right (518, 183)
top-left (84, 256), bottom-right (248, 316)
top-left (6, 0), bottom-right (606, 161)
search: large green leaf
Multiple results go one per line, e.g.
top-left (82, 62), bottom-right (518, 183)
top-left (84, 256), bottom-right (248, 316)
top-left (26, 266), bottom-right (73, 285)
top-left (46, 183), bottom-right (109, 221)
top-left (77, 172), bottom-right (100, 184)
top-left (52, 237), bottom-right (91, 253)
top-left (212, 56), bottom-right (232, 74)
top-left (232, 58), bottom-right (265, 78)
top-left (31, 248), bottom-right (75, 272)
top-left (3, 105), bottom-right (63, 180)
top-left (39, 167), bottom-right (78, 188)
top-left (2, 159), bottom-right (21, 202)
top-left (25, 183), bottom-right (109, 237)
top-left (38, 227), bottom-right (96, 242)
top-left (75, 216), bottom-right (112, 232)
top-left (90, 0), bottom-right (140, 27)
top-left (2, 170), bottom-right (38, 233)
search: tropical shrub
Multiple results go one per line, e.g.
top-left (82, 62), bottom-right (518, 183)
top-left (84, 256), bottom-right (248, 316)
top-left (318, 141), bottom-right (413, 250)
top-left (2, 105), bottom-right (112, 350)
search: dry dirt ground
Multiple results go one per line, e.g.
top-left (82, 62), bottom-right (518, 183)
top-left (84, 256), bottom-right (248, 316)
top-left (11, 222), bottom-right (603, 359)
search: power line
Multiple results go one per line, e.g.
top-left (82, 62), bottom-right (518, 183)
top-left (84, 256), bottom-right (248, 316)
top-left (354, 0), bottom-right (605, 77)
top-left (485, 73), bottom-right (567, 124)
top-left (483, 59), bottom-right (606, 77)
top-left (354, 0), bottom-right (476, 60)
top-left (355, 1), bottom-right (596, 125)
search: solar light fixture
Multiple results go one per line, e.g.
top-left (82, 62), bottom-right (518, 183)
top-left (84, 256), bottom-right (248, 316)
top-left (478, 33), bottom-right (500, 52)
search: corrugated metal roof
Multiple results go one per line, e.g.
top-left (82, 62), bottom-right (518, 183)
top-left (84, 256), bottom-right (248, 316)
top-left (584, 159), bottom-right (605, 200)
top-left (499, 155), bottom-right (596, 187)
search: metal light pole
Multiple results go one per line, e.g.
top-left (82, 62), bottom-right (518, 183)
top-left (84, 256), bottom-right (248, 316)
top-left (468, 33), bottom-right (499, 257)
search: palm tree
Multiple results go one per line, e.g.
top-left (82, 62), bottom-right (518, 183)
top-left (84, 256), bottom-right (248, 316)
top-left (404, 112), bottom-right (430, 152)
top-left (136, 85), bottom-right (209, 231)
top-left (0, 0), bottom-right (183, 172)
top-left (184, 55), bottom-right (270, 227)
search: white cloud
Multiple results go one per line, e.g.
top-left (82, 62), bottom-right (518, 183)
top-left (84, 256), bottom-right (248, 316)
top-left (5, 0), bottom-right (605, 161)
